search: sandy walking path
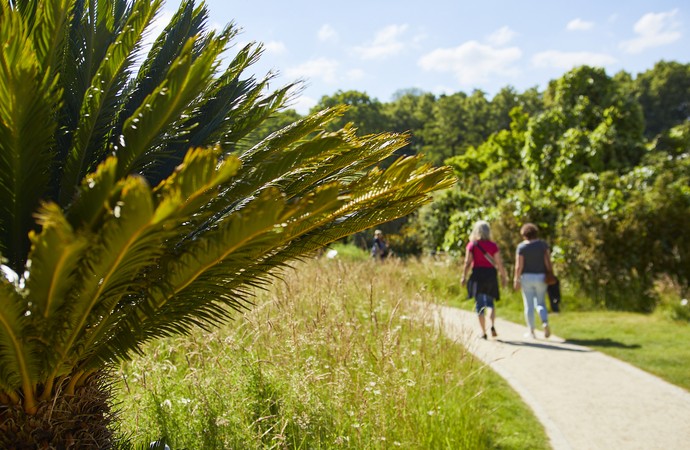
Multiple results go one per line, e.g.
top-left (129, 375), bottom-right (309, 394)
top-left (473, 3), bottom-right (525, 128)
top-left (435, 305), bottom-right (690, 450)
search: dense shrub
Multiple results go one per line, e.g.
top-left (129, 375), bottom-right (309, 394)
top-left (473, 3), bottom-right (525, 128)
top-left (558, 164), bottom-right (690, 311)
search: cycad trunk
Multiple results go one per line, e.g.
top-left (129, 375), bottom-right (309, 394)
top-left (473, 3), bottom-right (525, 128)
top-left (0, 372), bottom-right (115, 449)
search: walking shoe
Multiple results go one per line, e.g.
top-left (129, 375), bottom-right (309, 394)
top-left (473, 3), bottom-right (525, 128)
top-left (491, 326), bottom-right (498, 337)
top-left (481, 333), bottom-right (488, 340)
top-left (523, 330), bottom-right (536, 339)
top-left (544, 324), bottom-right (551, 338)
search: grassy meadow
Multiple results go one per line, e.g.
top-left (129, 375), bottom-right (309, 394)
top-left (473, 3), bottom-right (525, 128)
top-left (115, 250), bottom-right (549, 449)
top-left (116, 246), bottom-right (690, 448)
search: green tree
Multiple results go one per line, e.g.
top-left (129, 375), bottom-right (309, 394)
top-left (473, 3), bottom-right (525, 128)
top-left (446, 106), bottom-right (529, 184)
top-left (489, 86), bottom-right (543, 131)
top-left (419, 90), bottom-right (495, 165)
top-left (524, 66), bottom-right (645, 189)
top-left (0, 1), bottom-right (454, 447)
top-left (649, 121), bottom-right (690, 159)
top-left (311, 89), bottom-right (388, 135)
top-left (384, 88), bottom-right (436, 158)
top-left (634, 60), bottom-right (690, 138)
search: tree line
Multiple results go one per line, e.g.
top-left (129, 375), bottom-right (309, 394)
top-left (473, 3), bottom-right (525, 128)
top-left (256, 61), bottom-right (690, 312)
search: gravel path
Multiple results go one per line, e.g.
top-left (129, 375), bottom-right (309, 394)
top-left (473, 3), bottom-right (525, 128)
top-left (435, 305), bottom-right (690, 450)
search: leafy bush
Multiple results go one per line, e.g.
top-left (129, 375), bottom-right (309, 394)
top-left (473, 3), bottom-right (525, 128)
top-left (327, 242), bottom-right (370, 261)
top-left (558, 162), bottom-right (690, 311)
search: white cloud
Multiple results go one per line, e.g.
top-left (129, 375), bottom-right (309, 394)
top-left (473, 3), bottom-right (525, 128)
top-left (532, 50), bottom-right (617, 69)
top-left (620, 9), bottom-right (681, 54)
top-left (284, 58), bottom-right (340, 84)
top-left (318, 24), bottom-right (337, 42)
top-left (412, 32), bottom-right (428, 46)
top-left (353, 24), bottom-right (409, 60)
top-left (346, 68), bottom-right (365, 81)
top-left (487, 26), bottom-right (517, 46)
top-left (418, 41), bottom-right (522, 85)
top-left (567, 18), bottom-right (594, 31)
top-left (263, 41), bottom-right (287, 55)
top-left (290, 95), bottom-right (318, 115)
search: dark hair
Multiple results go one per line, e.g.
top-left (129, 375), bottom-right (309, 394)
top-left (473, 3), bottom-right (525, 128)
top-left (520, 223), bottom-right (539, 240)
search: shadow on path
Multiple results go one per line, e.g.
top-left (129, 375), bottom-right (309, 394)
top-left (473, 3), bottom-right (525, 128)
top-left (435, 304), bottom-right (690, 450)
top-left (496, 339), bottom-right (591, 352)
top-left (564, 338), bottom-right (641, 349)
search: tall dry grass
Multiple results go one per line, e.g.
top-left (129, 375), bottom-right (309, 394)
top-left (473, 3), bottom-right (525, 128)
top-left (116, 255), bottom-right (548, 449)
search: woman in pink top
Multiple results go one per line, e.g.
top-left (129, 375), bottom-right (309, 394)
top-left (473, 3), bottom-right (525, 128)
top-left (461, 221), bottom-right (508, 339)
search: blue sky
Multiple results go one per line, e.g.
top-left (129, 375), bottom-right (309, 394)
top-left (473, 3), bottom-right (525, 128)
top-left (171, 1), bottom-right (689, 113)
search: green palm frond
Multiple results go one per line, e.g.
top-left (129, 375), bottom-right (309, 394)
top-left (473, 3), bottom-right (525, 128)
top-left (59, 0), bottom-right (160, 204)
top-left (0, 4), bottom-right (61, 269)
top-left (0, 278), bottom-right (41, 405)
top-left (278, 128), bottom-right (410, 195)
top-left (65, 155), bottom-right (119, 229)
top-left (227, 108), bottom-right (348, 195)
top-left (0, 3), bottom-right (456, 435)
top-left (82, 150), bottom-right (453, 368)
top-left (86, 185), bottom-right (342, 365)
top-left (30, 148), bottom-right (240, 371)
top-left (114, 34), bottom-right (225, 177)
top-left (152, 146), bottom-right (242, 222)
top-left (141, 38), bottom-right (276, 186)
top-left (213, 69), bottom-right (298, 153)
top-left (134, 0), bottom-right (207, 86)
top-left (26, 202), bottom-right (87, 334)
top-left (110, 1), bottom-right (202, 139)
top-left (27, 0), bottom-right (72, 73)
top-left (55, 176), bottom-right (164, 366)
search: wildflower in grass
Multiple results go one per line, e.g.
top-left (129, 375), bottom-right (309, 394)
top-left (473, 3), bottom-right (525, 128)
top-left (215, 417), bottom-right (230, 427)
top-left (682, 299), bottom-right (688, 306)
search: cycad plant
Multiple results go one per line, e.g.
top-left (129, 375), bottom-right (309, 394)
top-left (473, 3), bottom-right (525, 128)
top-left (0, 0), bottom-right (454, 447)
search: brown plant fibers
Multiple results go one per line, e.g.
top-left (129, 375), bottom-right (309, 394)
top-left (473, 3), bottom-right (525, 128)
top-left (0, 371), bottom-right (117, 449)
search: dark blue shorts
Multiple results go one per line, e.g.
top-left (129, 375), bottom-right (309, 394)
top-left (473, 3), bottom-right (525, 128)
top-left (474, 293), bottom-right (495, 315)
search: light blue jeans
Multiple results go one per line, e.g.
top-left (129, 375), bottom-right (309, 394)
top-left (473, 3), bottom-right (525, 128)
top-left (521, 273), bottom-right (548, 331)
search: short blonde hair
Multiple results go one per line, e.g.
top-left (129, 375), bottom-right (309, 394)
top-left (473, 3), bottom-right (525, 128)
top-left (374, 229), bottom-right (383, 237)
top-left (470, 221), bottom-right (491, 241)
